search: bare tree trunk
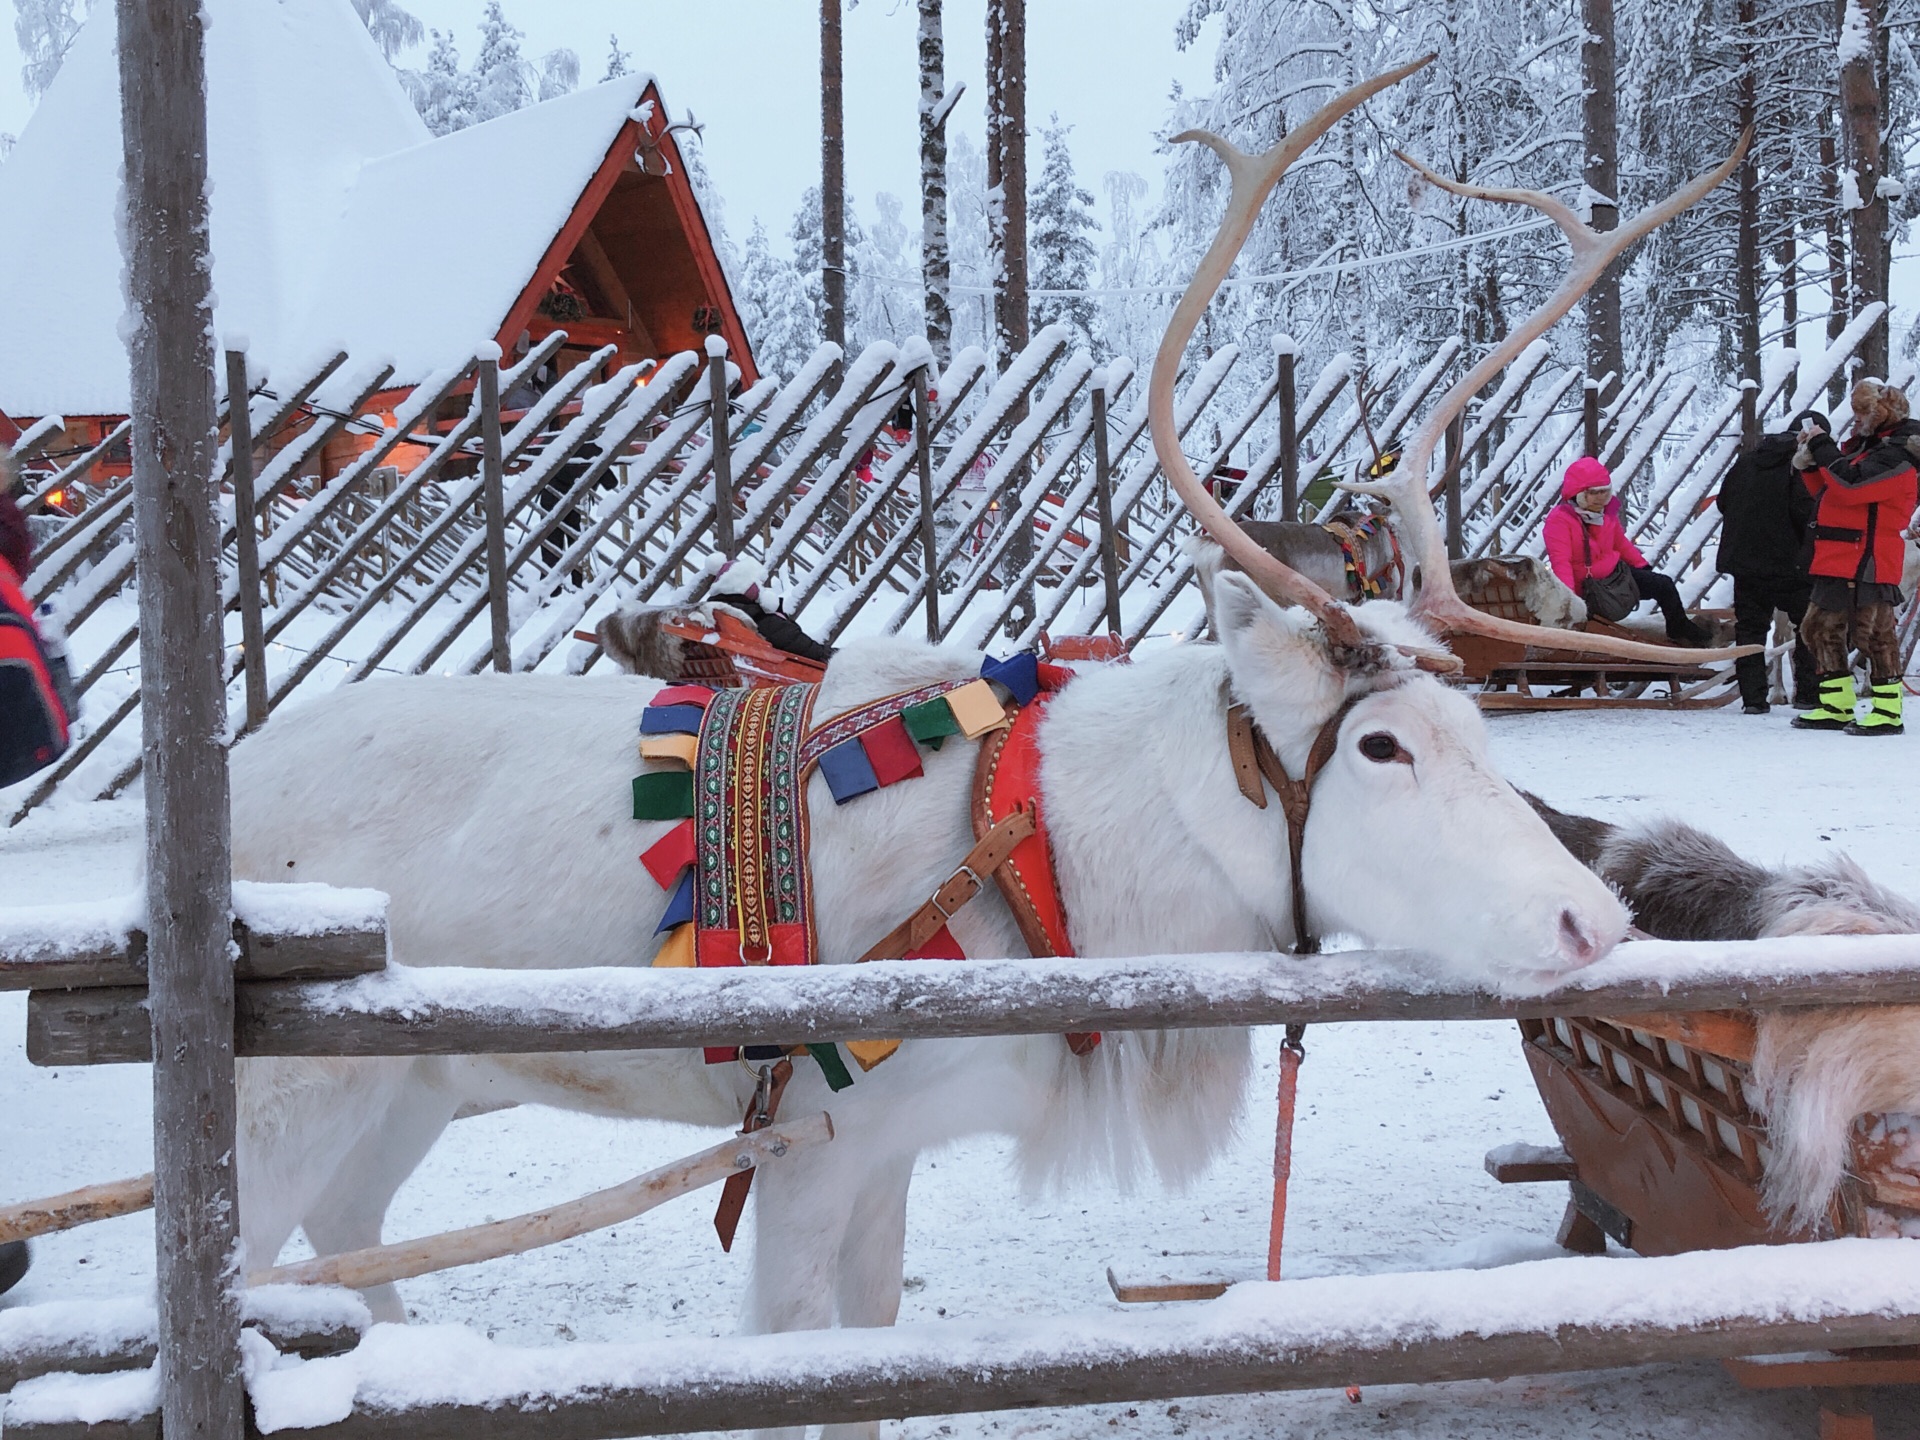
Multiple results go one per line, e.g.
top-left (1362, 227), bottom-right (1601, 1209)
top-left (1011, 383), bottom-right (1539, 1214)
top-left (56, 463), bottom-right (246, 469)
top-left (1581, 0), bottom-right (1623, 400)
top-left (986, 0), bottom-right (1032, 632)
top-left (1736, 0), bottom-right (1761, 421)
top-left (1820, 126), bottom-right (1849, 405)
top-left (116, 2), bottom-right (241, 1438)
top-left (821, 0), bottom-right (847, 364)
top-left (918, 0), bottom-right (955, 366)
top-left (1839, 0), bottom-right (1889, 376)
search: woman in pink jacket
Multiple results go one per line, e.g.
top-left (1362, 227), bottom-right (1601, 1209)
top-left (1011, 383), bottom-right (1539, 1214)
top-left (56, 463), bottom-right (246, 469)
top-left (1543, 456), bottom-right (1709, 644)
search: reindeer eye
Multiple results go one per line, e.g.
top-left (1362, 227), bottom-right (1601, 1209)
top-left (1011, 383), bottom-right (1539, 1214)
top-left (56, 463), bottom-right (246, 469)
top-left (1359, 732), bottom-right (1402, 764)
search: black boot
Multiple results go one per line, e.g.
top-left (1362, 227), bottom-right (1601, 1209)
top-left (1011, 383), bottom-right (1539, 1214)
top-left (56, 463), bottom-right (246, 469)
top-left (0, 1239), bottom-right (29, 1296)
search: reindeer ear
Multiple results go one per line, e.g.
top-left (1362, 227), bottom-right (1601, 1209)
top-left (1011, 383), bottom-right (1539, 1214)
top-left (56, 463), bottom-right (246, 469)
top-left (1212, 572), bottom-right (1346, 710)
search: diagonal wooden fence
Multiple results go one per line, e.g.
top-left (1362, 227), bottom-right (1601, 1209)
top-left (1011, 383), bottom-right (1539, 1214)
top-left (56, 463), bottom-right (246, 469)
top-left (3, 313), bottom-right (1908, 825)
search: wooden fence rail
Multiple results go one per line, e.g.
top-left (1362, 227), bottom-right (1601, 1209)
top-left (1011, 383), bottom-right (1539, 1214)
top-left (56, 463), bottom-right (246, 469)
top-left (5, 313), bottom-right (1908, 825)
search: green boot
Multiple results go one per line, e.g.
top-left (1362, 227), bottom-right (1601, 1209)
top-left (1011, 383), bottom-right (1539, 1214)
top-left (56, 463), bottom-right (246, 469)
top-left (1846, 680), bottom-right (1905, 736)
top-left (1793, 672), bottom-right (1857, 730)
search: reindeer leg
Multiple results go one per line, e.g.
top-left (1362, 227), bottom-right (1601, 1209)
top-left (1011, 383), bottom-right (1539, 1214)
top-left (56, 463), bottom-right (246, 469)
top-left (299, 1060), bottom-right (462, 1324)
top-left (816, 1153), bottom-right (919, 1440)
top-left (742, 1131), bottom-right (875, 1440)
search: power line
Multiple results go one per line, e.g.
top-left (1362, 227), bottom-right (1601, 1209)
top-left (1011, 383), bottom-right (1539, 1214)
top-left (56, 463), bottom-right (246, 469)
top-left (861, 215), bottom-right (1558, 299)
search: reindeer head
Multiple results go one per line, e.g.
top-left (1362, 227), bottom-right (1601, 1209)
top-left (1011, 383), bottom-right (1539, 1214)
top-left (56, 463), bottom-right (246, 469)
top-left (1151, 59), bottom-right (1748, 979)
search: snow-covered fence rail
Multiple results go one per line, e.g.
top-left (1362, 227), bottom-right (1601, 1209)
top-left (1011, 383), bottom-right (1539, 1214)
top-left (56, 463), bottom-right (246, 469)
top-left (26, 935), bottom-right (1920, 1067)
top-left (0, 883), bottom-right (387, 993)
top-left (10, 1240), bottom-right (1920, 1440)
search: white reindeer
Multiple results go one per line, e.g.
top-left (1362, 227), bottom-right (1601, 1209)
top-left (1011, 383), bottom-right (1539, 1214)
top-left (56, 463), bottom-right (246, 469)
top-left (227, 62), bottom-right (1742, 1440)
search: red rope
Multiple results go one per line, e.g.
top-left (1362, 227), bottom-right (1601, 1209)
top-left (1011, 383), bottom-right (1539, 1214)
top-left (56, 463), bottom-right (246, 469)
top-left (1267, 1030), bottom-right (1306, 1281)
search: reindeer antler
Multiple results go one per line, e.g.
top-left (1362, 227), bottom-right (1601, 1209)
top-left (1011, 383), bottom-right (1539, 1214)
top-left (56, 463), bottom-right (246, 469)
top-left (1150, 55), bottom-right (1459, 673)
top-left (1335, 134), bottom-right (1756, 665)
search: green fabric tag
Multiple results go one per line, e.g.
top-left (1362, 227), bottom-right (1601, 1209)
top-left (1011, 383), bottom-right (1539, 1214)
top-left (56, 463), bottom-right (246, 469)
top-left (807, 1043), bottom-right (855, 1092)
top-left (902, 697), bottom-right (960, 751)
top-left (632, 770), bottom-right (695, 821)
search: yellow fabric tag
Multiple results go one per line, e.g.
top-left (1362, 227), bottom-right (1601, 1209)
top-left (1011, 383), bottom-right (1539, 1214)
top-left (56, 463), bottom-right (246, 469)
top-left (845, 1038), bottom-right (902, 1071)
top-left (640, 733), bottom-right (700, 767)
top-left (946, 679), bottom-right (1010, 739)
top-left (652, 923), bottom-right (696, 968)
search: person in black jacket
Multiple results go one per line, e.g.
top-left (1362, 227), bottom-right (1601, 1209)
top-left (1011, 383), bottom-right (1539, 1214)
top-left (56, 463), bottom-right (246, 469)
top-left (1716, 410), bottom-right (1822, 712)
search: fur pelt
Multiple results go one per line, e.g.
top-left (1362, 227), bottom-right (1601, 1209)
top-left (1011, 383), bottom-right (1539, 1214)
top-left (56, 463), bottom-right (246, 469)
top-left (1525, 792), bottom-right (1920, 1227)
top-left (596, 606), bottom-right (687, 679)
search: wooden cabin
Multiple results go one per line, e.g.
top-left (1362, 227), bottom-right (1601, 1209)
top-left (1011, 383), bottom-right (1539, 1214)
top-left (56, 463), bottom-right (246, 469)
top-left (0, 0), bottom-right (753, 498)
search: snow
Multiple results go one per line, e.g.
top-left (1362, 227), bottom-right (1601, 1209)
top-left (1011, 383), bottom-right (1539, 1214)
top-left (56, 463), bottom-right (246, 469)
top-left (1838, 0), bottom-right (1872, 67)
top-left (0, 0), bottom-right (663, 417)
top-left (230, 882), bottom-right (386, 941)
top-left (0, 893), bottom-right (141, 963)
top-left (8, 709), bottom-right (1920, 1436)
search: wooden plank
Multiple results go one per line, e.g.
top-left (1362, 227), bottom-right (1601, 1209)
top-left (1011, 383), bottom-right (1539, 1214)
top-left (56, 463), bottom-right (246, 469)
top-left (12, 1240), bottom-right (1920, 1440)
top-left (0, 890), bottom-right (387, 992)
top-left (1725, 1347), bottom-right (1920, 1390)
top-left (1106, 1265), bottom-right (1239, 1303)
top-left (1483, 1142), bottom-right (1578, 1184)
top-left (25, 937), bottom-right (1920, 1066)
top-left (0, 1294), bottom-right (365, 1394)
top-left (0, 1175), bottom-right (154, 1244)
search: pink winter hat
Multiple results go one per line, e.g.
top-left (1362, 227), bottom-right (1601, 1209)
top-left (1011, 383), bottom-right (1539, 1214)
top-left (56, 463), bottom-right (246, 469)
top-left (1562, 455), bottom-right (1612, 499)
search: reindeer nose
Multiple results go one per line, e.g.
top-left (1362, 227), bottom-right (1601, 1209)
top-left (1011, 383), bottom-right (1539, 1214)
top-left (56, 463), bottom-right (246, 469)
top-left (1555, 908), bottom-right (1603, 969)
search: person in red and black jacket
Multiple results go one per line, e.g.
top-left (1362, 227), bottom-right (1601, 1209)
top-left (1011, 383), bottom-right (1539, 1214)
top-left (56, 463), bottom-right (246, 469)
top-left (1791, 379), bottom-right (1920, 735)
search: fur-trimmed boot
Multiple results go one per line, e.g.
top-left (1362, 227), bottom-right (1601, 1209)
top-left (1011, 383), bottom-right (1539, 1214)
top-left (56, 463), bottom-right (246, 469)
top-left (1792, 672), bottom-right (1857, 731)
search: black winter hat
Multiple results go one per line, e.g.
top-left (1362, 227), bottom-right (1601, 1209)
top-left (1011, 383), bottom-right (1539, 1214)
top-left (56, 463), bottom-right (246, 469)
top-left (1791, 409), bottom-right (1831, 435)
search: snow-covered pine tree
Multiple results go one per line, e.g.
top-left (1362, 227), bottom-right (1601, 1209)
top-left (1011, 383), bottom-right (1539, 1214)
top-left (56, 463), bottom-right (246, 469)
top-left (851, 192), bottom-right (923, 347)
top-left (472, 2), bottom-right (533, 117)
top-left (351, 0), bottom-right (423, 62)
top-left (399, 3), bottom-right (577, 135)
top-left (14, 0), bottom-right (85, 100)
top-left (604, 33), bottom-right (631, 82)
top-left (404, 30), bottom-right (478, 137)
top-left (791, 185), bottom-right (867, 353)
top-left (739, 218), bottom-right (820, 380)
top-left (1028, 114), bottom-right (1100, 348)
top-left (1095, 169), bottom-right (1165, 366)
top-left (945, 130), bottom-right (998, 357)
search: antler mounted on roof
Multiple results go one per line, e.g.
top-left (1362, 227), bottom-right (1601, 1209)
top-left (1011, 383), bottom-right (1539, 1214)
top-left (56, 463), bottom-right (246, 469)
top-left (1149, 55), bottom-right (1756, 668)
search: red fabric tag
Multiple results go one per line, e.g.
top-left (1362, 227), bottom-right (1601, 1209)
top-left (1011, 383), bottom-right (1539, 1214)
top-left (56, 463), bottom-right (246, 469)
top-left (1037, 661), bottom-right (1076, 692)
top-left (640, 820), bottom-right (696, 888)
top-left (704, 1046), bottom-right (736, 1065)
top-left (859, 715), bottom-right (924, 788)
top-left (651, 684), bottom-right (716, 709)
top-left (905, 924), bottom-right (965, 961)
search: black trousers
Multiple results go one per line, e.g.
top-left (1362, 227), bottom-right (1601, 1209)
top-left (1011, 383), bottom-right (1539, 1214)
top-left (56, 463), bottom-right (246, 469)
top-left (1732, 575), bottom-right (1813, 707)
top-left (1628, 566), bottom-right (1692, 638)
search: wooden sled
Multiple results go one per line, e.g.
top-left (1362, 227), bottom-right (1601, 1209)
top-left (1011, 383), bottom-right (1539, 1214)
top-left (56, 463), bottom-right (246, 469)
top-left (1497, 1012), bottom-right (1920, 1437)
top-left (1446, 572), bottom-right (1738, 711)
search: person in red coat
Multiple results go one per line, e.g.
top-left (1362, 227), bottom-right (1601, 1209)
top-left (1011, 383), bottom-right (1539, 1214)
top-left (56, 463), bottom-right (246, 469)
top-left (1544, 455), bottom-right (1709, 644)
top-left (1791, 379), bottom-right (1919, 735)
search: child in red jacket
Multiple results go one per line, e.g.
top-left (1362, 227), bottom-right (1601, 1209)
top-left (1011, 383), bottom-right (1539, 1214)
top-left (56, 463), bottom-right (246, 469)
top-left (1791, 379), bottom-right (1919, 735)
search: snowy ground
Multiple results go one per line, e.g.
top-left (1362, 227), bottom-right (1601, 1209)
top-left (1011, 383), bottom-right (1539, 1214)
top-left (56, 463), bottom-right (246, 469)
top-left (5, 703), bottom-right (1920, 1437)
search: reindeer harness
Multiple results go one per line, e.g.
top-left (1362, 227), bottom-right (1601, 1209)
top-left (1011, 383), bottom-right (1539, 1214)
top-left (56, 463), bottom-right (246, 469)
top-left (1321, 513), bottom-right (1406, 603)
top-left (633, 656), bottom-right (1366, 1247)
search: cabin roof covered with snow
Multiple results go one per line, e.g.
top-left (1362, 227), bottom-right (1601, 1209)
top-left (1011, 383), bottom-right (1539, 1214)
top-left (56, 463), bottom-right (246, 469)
top-left (0, 0), bottom-right (753, 419)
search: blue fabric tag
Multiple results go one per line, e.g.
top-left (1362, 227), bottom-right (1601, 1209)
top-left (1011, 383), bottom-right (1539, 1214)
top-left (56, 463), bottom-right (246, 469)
top-left (655, 869), bottom-right (696, 934)
top-left (640, 704), bottom-right (708, 737)
top-left (980, 651), bottom-right (1040, 706)
top-left (817, 738), bottom-right (880, 804)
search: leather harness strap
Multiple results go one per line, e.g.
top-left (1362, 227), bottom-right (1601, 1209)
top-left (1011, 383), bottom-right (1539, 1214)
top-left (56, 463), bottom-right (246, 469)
top-left (1227, 697), bottom-right (1361, 957)
top-left (857, 808), bottom-right (1038, 962)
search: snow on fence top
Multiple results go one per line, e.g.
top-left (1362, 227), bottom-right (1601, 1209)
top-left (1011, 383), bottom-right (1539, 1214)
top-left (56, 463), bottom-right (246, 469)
top-left (14, 1238), bottom-right (1920, 1438)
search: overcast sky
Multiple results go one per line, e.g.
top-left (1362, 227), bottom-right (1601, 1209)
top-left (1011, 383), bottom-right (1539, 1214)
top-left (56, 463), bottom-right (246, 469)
top-left (0, 0), bottom-right (1220, 241)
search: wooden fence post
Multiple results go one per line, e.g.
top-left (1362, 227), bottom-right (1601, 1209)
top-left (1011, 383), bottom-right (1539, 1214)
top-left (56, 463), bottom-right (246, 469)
top-left (1583, 379), bottom-right (1601, 458)
top-left (1091, 369), bottom-right (1122, 635)
top-left (1275, 335), bottom-right (1299, 521)
top-left (913, 364), bottom-right (941, 640)
top-left (117, 3), bottom-right (244, 1438)
top-left (479, 347), bottom-right (511, 673)
top-left (1443, 413), bottom-right (1464, 561)
top-left (225, 348), bottom-right (269, 732)
top-left (707, 336), bottom-right (736, 559)
top-left (1740, 378), bottom-right (1758, 453)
